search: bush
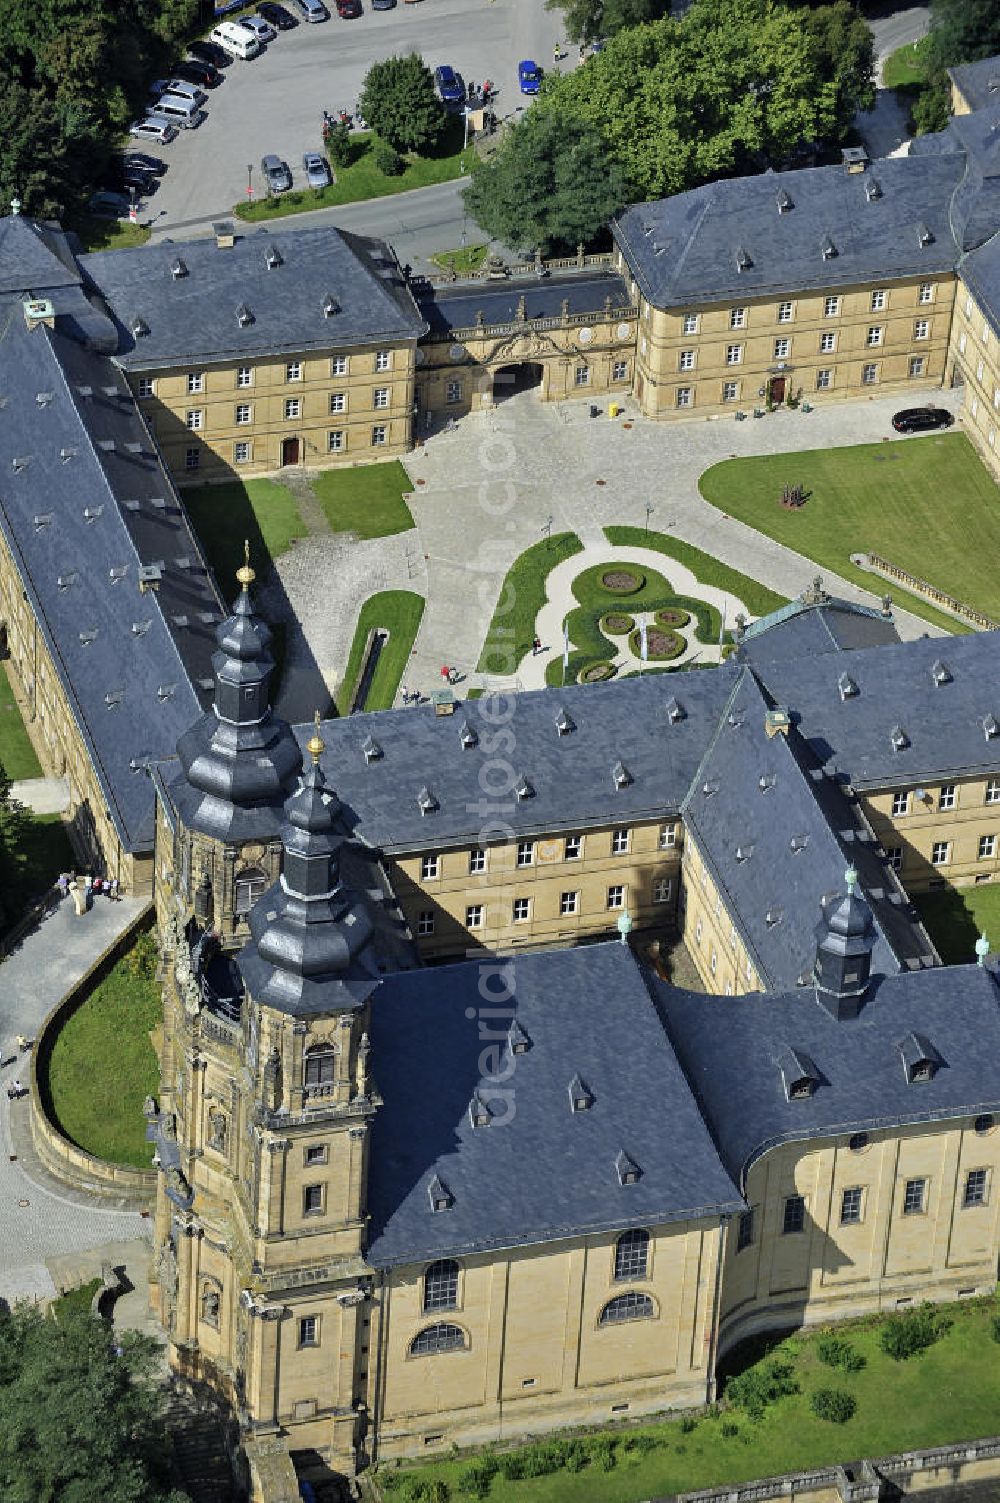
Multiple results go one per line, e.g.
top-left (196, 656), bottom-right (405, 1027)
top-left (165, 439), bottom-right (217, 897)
top-left (720, 1420), bottom-right (740, 1437)
top-left (325, 120), bottom-right (352, 168)
top-left (725, 1359), bottom-right (799, 1421)
top-left (587, 1435), bottom-right (618, 1471)
top-left (125, 928), bottom-right (158, 981)
top-left (991, 1313), bottom-right (1000, 1344)
top-left (879, 1303), bottom-right (952, 1361)
top-left (373, 138), bottom-right (405, 176)
top-left (457, 1456), bottom-right (497, 1498)
top-left (816, 1334), bottom-right (866, 1373)
top-left (810, 1388), bottom-right (857, 1424)
top-left (599, 611), bottom-right (635, 635)
top-left (679, 1414), bottom-right (698, 1433)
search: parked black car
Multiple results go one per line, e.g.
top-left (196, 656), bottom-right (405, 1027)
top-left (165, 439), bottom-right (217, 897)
top-left (104, 162), bottom-right (158, 196)
top-left (259, 2), bottom-right (298, 27)
top-left (173, 58), bottom-right (222, 87)
top-left (188, 38), bottom-right (232, 67)
top-left (123, 151), bottom-right (167, 176)
top-left (891, 407), bottom-right (955, 434)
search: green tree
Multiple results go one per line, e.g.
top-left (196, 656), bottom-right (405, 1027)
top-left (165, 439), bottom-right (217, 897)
top-left (463, 110), bottom-right (626, 254)
top-left (0, 1301), bottom-right (189, 1503)
top-left (545, 0), bottom-right (670, 46)
top-left (358, 54), bottom-right (446, 155)
top-left (0, 764), bottom-right (31, 933)
top-left (800, 0), bottom-right (875, 134)
top-left (927, 0), bottom-right (1000, 69)
top-left (0, 78), bottom-right (75, 217)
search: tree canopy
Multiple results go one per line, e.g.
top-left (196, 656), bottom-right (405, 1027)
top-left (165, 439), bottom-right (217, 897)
top-left (0, 765), bottom-right (32, 935)
top-left (927, 0), bottom-right (1000, 70)
top-left (0, 1301), bottom-right (189, 1503)
top-left (358, 54), bottom-right (447, 155)
top-left (545, 0), bottom-right (671, 47)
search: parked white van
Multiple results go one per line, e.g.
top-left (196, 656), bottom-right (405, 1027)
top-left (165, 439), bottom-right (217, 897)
top-left (145, 96), bottom-right (205, 129)
top-left (210, 21), bottom-right (262, 57)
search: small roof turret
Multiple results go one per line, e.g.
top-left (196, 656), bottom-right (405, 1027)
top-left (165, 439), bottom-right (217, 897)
top-left (813, 867), bottom-right (877, 1019)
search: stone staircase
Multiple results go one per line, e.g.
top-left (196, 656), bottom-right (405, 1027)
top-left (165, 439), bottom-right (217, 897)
top-left (163, 1378), bottom-right (245, 1503)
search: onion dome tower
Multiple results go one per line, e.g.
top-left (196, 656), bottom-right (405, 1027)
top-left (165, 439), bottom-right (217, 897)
top-left (813, 866), bottom-right (877, 1019)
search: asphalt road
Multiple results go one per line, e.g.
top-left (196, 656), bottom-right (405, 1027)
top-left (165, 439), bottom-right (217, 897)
top-left (147, 0), bottom-right (563, 245)
top-left (867, 1), bottom-right (930, 68)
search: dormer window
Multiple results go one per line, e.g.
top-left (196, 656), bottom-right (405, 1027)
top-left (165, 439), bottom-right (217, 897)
top-left (323, 294), bottom-right (340, 317)
top-left (170, 257), bottom-right (187, 279)
top-left (265, 244), bottom-right (283, 269)
top-left (131, 316), bottom-right (149, 337)
top-left (776, 188), bottom-right (793, 213)
top-left (838, 672), bottom-right (858, 700)
top-left (822, 235), bottom-right (838, 260)
top-left (458, 720), bottom-right (478, 749)
top-left (735, 245), bottom-right (752, 271)
top-left (361, 734), bottom-right (382, 763)
top-left (469, 1091), bottom-right (491, 1128)
top-left (612, 760), bottom-right (632, 789)
top-left (417, 786), bottom-right (438, 814)
top-left (917, 222), bottom-right (934, 247)
top-left (984, 714), bottom-right (999, 740)
top-left (758, 772), bottom-right (776, 793)
top-left (702, 779), bottom-right (719, 798)
top-left (428, 1174), bottom-right (453, 1212)
top-left (931, 659), bottom-right (951, 685)
top-left (514, 775), bottom-right (534, 800)
top-left (890, 725), bottom-right (909, 751)
top-left (569, 1074), bottom-right (593, 1112)
top-left (897, 1031), bottom-right (940, 1084)
top-left (665, 696), bottom-right (686, 723)
top-left (777, 1045), bottom-right (819, 1101)
top-left (615, 1150), bottom-right (642, 1186)
top-left (508, 1019), bottom-right (531, 1055)
top-left (554, 707), bottom-right (575, 736)
top-left (236, 303), bottom-right (254, 327)
top-left (865, 178), bottom-right (882, 202)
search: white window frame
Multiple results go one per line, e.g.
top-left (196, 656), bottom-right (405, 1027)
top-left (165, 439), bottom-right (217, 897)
top-left (371, 424), bottom-right (387, 446)
top-left (187, 371), bottom-right (204, 394)
top-left (819, 331), bottom-right (836, 353)
top-left (329, 392), bottom-right (346, 414)
top-left (939, 784), bottom-right (957, 811)
top-left (823, 296), bottom-right (841, 317)
top-left (866, 326), bottom-right (884, 347)
top-left (446, 379), bottom-right (463, 404)
top-left (420, 855), bottom-right (440, 880)
top-left (185, 409), bottom-right (203, 431)
top-left (676, 387), bottom-right (693, 408)
top-left (729, 307), bottom-right (746, 329)
top-left (682, 313), bottom-right (699, 334)
top-left (891, 791), bottom-right (910, 817)
top-left (512, 897), bottom-right (531, 923)
top-left (777, 301), bottom-right (793, 323)
top-left (466, 904), bottom-right (484, 929)
top-left (914, 320), bottom-right (929, 340)
top-left (373, 386), bottom-right (390, 409)
top-left (931, 840), bottom-right (950, 866)
top-left (233, 440), bottom-right (252, 464)
top-left (726, 344), bottom-right (743, 365)
top-left (286, 360), bottom-right (302, 382)
top-left (611, 828), bottom-right (630, 856)
top-left (375, 349), bottom-right (392, 372)
top-left (235, 403), bottom-right (252, 425)
top-left (861, 363), bottom-right (878, 385)
top-left (330, 355), bottom-right (348, 376)
top-left (816, 369), bottom-right (832, 390)
top-left (417, 911), bottom-right (435, 936)
top-left (918, 283), bottom-right (933, 304)
top-left (870, 290), bottom-right (887, 311)
top-left (722, 380), bottom-right (739, 402)
top-left (284, 397), bottom-right (301, 420)
top-left (607, 884), bottom-right (625, 910)
top-left (986, 779), bottom-right (1000, 806)
top-left (559, 890), bottom-right (579, 916)
top-left (653, 877), bottom-right (672, 903)
top-left (679, 349), bottom-right (696, 371)
top-left (327, 430), bottom-right (344, 453)
top-left (612, 359), bottom-right (629, 381)
top-left (979, 834), bottom-right (996, 860)
top-left (773, 338), bottom-right (790, 360)
top-left (236, 365), bottom-right (253, 388)
top-left (909, 357), bottom-right (926, 378)
top-left (137, 377), bottom-right (155, 398)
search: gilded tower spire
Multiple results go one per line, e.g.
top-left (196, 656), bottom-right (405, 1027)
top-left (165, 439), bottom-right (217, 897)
top-left (236, 537), bottom-right (255, 589)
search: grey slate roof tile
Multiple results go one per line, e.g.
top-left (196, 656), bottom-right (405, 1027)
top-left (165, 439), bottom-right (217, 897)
top-left (418, 270), bottom-right (631, 336)
top-left (948, 56), bottom-right (1000, 118)
top-left (737, 596), bottom-right (900, 669)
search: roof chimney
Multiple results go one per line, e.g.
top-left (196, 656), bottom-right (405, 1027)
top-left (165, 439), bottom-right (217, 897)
top-left (23, 298), bottom-right (55, 331)
top-left (213, 220), bottom-right (236, 249)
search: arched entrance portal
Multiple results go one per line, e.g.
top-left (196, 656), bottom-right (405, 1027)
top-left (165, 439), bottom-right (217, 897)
top-left (492, 362), bottom-right (545, 402)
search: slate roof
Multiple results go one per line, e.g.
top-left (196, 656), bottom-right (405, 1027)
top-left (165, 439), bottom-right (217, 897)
top-left (365, 942), bottom-right (742, 1267)
top-left (949, 55), bottom-right (1000, 115)
top-left (81, 225), bottom-right (427, 370)
top-left (417, 270), bottom-right (632, 337)
top-left (306, 667), bottom-right (740, 854)
top-left (736, 592), bottom-right (900, 669)
top-left (655, 961), bottom-right (1000, 1189)
top-left (0, 302), bottom-right (219, 853)
top-left (0, 215), bottom-right (81, 295)
top-left (611, 154), bottom-right (965, 307)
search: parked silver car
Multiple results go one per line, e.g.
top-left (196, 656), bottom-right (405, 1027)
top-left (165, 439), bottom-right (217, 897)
top-left (129, 117), bottom-right (178, 144)
top-left (302, 151), bottom-right (331, 189)
top-left (261, 153), bottom-right (293, 192)
top-left (239, 14), bottom-right (277, 42)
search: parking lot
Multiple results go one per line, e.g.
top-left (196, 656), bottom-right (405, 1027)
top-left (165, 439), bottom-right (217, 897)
top-left (143, 0), bottom-right (562, 238)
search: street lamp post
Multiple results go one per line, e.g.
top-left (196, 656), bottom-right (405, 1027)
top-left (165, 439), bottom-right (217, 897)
top-left (247, 164), bottom-right (253, 202)
top-left (541, 515), bottom-right (553, 543)
top-left (645, 502), bottom-right (654, 535)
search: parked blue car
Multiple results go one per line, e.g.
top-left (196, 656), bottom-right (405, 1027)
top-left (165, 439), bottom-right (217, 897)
top-left (518, 58), bottom-right (541, 94)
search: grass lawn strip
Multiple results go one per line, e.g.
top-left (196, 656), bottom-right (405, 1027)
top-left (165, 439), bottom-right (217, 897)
top-left (335, 591), bottom-right (425, 715)
top-left (913, 883), bottom-right (1000, 966)
top-left (51, 1280), bottom-right (102, 1322)
top-left (477, 533), bottom-right (585, 674)
top-left (182, 477), bottom-right (308, 587)
top-left (310, 461), bottom-right (415, 539)
top-left (0, 662), bottom-right (42, 780)
top-left (66, 215), bottom-right (151, 253)
top-left (381, 1297), bottom-right (1000, 1503)
top-left (431, 244), bottom-right (489, 275)
top-left (43, 933), bottom-right (160, 1169)
top-left (883, 35), bottom-right (932, 90)
top-left (697, 435), bottom-right (996, 633)
top-left (605, 526), bottom-right (788, 619)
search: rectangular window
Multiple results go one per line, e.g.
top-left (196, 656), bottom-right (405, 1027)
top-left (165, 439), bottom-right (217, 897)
top-left (892, 791), bottom-right (910, 817)
top-left (980, 834), bottom-right (997, 859)
top-left (862, 363), bottom-right (879, 385)
top-left (729, 307), bottom-right (746, 329)
top-left (375, 349), bottom-right (392, 372)
top-left (373, 386), bottom-right (390, 409)
top-left (918, 283), bottom-right (933, 304)
top-left (305, 1144), bottom-right (328, 1166)
top-left (371, 425), bottom-right (387, 446)
top-left (574, 365), bottom-right (592, 388)
top-left (329, 392), bottom-right (346, 413)
top-left (303, 1184), bottom-right (324, 1214)
top-left (659, 824), bottom-right (677, 849)
top-left (653, 877), bottom-right (672, 903)
top-left (236, 365), bottom-right (253, 387)
top-left (777, 301), bottom-right (793, 323)
top-left (185, 409), bottom-right (203, 430)
top-left (233, 441), bottom-right (251, 464)
top-left (867, 326), bottom-right (884, 347)
top-left (840, 1187), bottom-right (863, 1225)
top-left (417, 911), bottom-right (435, 936)
top-left (782, 1194), bottom-right (805, 1234)
top-left (987, 779), bottom-right (1000, 805)
top-left (607, 884), bottom-right (625, 910)
top-left (517, 840), bottom-right (535, 867)
top-left (298, 1316), bottom-right (319, 1347)
top-left (676, 387), bottom-right (693, 408)
top-left (903, 1177), bottom-right (926, 1215)
top-left (286, 360), bottom-right (302, 381)
top-left (420, 855), bottom-right (439, 880)
top-left (870, 290), bottom-right (887, 311)
top-left (185, 447), bottom-right (200, 471)
top-left (679, 349), bottom-right (696, 371)
top-left (909, 356), bottom-right (926, 378)
top-left (187, 371), bottom-right (204, 394)
top-left (512, 897), bottom-right (531, 923)
top-left (737, 1207), bottom-right (754, 1251)
top-left (726, 344), bottom-right (743, 365)
top-left (466, 904), bottom-right (484, 929)
top-left (964, 1168), bottom-right (988, 1207)
top-left (816, 369), bottom-right (832, 390)
top-left (137, 377), bottom-right (154, 398)
top-left (331, 355), bottom-right (348, 376)
top-left (932, 841), bottom-right (950, 866)
top-left (939, 784), bottom-right (957, 810)
top-left (446, 380), bottom-right (463, 404)
top-left (468, 847), bottom-right (486, 874)
top-left (327, 430), bottom-right (344, 453)
top-left (611, 828), bottom-right (630, 855)
top-left (886, 846), bottom-right (903, 872)
top-left (284, 398), bottom-right (301, 420)
top-left (613, 359), bottom-right (629, 381)
top-left (914, 319), bottom-right (929, 340)
top-left (820, 331), bottom-right (836, 353)
top-left (773, 338), bottom-right (790, 359)
top-left (722, 380), bottom-right (739, 401)
top-left (682, 313), bottom-right (699, 334)
top-left (824, 296), bottom-right (841, 317)
top-left (235, 403), bottom-right (252, 424)
top-left (564, 835), bottom-right (582, 860)
top-left (560, 890), bottom-right (579, 916)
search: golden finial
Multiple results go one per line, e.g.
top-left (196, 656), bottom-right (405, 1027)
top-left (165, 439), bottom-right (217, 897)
top-left (236, 538), bottom-right (255, 588)
top-left (306, 709), bottom-right (325, 764)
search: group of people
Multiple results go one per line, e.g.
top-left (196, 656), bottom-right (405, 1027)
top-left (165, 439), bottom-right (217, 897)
top-left (57, 872), bottom-right (122, 906)
top-left (6, 1037), bottom-right (30, 1100)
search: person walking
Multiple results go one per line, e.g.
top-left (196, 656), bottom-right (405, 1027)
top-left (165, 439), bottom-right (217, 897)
top-left (532, 635), bottom-right (542, 656)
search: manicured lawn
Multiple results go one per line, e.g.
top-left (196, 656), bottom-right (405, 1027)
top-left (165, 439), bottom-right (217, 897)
top-left (234, 123), bottom-right (470, 220)
top-left (381, 1297), bottom-right (1000, 1503)
top-left (698, 434), bottom-right (996, 632)
top-left (311, 461), bottom-right (415, 539)
top-left (21, 814), bottom-right (75, 903)
top-left (605, 526), bottom-right (788, 619)
top-left (883, 35), bottom-right (932, 91)
top-left (51, 1280), bottom-right (101, 1323)
top-left (335, 591), bottom-right (425, 715)
top-left (477, 533), bottom-right (584, 674)
top-left (66, 215), bottom-right (151, 253)
top-left (42, 931), bottom-right (160, 1168)
top-left (182, 478), bottom-right (308, 589)
top-left (431, 244), bottom-right (489, 275)
top-left (0, 664), bottom-right (41, 780)
top-left (913, 883), bottom-right (1000, 966)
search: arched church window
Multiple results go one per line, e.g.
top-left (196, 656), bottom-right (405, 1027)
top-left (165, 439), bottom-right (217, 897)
top-left (598, 1292), bottom-right (655, 1326)
top-left (409, 1323), bottom-right (466, 1356)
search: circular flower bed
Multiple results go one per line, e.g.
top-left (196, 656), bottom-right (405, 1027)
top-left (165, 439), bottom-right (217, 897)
top-left (629, 626), bottom-right (685, 662)
top-left (599, 569), bottom-right (644, 594)
top-left (579, 661), bottom-right (617, 683)
top-left (655, 607), bottom-right (690, 629)
top-left (600, 612), bottom-right (635, 636)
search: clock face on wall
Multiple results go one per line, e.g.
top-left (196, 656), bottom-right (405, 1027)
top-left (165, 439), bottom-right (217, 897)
top-left (578, 326), bottom-right (594, 345)
top-left (449, 343), bottom-right (467, 363)
top-left (617, 322), bottom-right (633, 340)
top-left (537, 839), bottom-right (562, 863)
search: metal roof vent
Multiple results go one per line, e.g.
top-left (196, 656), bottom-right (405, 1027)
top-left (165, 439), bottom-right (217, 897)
top-left (554, 706), bottom-right (575, 736)
top-left (469, 1090), bottom-right (492, 1128)
top-left (109, 565), bottom-right (128, 583)
top-left (265, 244), bottom-right (282, 269)
top-left (32, 513), bottom-right (52, 530)
top-left (170, 257), bottom-right (188, 279)
top-left (171, 614), bottom-right (189, 628)
top-left (104, 689), bottom-right (125, 709)
top-left (156, 684), bottom-right (177, 701)
top-left (984, 713), bottom-right (999, 740)
top-left (702, 778), bottom-right (720, 798)
top-left (417, 785), bottom-right (438, 815)
top-left (78, 628), bottom-right (98, 646)
top-left (97, 438), bottom-right (115, 454)
top-left (458, 720), bottom-right (478, 749)
top-left (865, 178), bottom-right (882, 202)
top-left (101, 384), bottom-right (119, 399)
top-left (917, 222), bottom-right (934, 247)
top-left (76, 385), bottom-right (93, 400)
top-left (735, 843), bottom-right (753, 863)
top-left (508, 1019), bottom-right (531, 1055)
top-left (758, 772), bottom-right (776, 793)
top-left (125, 441), bottom-right (143, 455)
top-left (35, 390), bottom-right (53, 408)
top-left (765, 906), bottom-right (784, 928)
top-left (428, 1174), bottom-right (453, 1212)
top-left (890, 724), bottom-right (910, 752)
top-left (897, 1030), bottom-right (940, 1083)
top-left (59, 447), bottom-right (78, 463)
top-left (83, 505), bottom-right (104, 523)
top-left (150, 496), bottom-right (167, 510)
top-left (735, 244), bottom-right (753, 272)
top-left (666, 695), bottom-right (686, 723)
top-left (790, 834), bottom-right (810, 854)
top-left (361, 734), bottom-right (382, 763)
top-left (11, 455), bottom-right (30, 473)
top-left (131, 316), bottom-right (149, 337)
top-left (514, 774), bottom-right (534, 800)
top-left (323, 293), bottom-right (340, 317)
top-left (612, 759), bottom-right (632, 789)
top-left (931, 659), bottom-right (951, 685)
top-left (777, 1045), bottom-right (819, 1101)
top-left (776, 188), bottom-right (793, 213)
top-left (568, 1074), bottom-right (594, 1112)
top-left (838, 672), bottom-right (858, 700)
top-left (57, 572), bottom-right (78, 591)
top-left (822, 235), bottom-right (838, 260)
top-left (615, 1149), bottom-right (642, 1186)
top-left (236, 303), bottom-right (254, 327)
top-left (197, 676), bottom-right (214, 692)
top-left (131, 619), bottom-right (152, 636)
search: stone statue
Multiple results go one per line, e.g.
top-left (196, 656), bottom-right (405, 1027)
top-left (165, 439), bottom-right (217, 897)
top-left (201, 1284), bottom-right (221, 1327)
top-left (207, 1108), bottom-right (227, 1153)
top-left (356, 1032), bottom-right (371, 1100)
top-left (157, 1236), bottom-right (178, 1333)
top-left (263, 1046), bottom-right (282, 1111)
